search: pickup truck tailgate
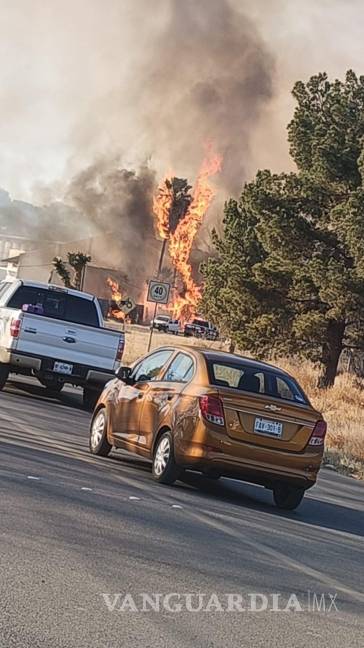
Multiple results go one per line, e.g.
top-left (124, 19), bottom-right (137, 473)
top-left (15, 313), bottom-right (122, 371)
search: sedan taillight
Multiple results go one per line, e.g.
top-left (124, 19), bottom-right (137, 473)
top-left (308, 420), bottom-right (327, 447)
top-left (199, 395), bottom-right (225, 426)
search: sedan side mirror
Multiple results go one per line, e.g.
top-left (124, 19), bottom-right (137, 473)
top-left (115, 366), bottom-right (133, 384)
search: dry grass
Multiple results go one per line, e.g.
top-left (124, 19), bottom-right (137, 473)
top-left (275, 358), bottom-right (364, 477)
top-left (117, 324), bottom-right (364, 478)
top-left (121, 324), bottom-right (225, 364)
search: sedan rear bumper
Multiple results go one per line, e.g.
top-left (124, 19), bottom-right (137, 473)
top-left (174, 429), bottom-right (323, 488)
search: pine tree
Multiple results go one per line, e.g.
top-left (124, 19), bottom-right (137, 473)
top-left (201, 70), bottom-right (364, 387)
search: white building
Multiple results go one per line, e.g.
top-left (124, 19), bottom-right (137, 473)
top-left (0, 234), bottom-right (38, 281)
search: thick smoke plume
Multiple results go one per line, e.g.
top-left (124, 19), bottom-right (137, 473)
top-left (66, 159), bottom-right (158, 287)
top-left (60, 0), bottom-right (274, 272)
top-left (132, 0), bottom-right (274, 194)
top-left (2, 0), bottom-right (275, 280)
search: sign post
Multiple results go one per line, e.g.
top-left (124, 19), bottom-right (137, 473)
top-left (147, 280), bottom-right (171, 352)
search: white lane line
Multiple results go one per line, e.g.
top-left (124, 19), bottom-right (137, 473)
top-left (129, 496), bottom-right (141, 501)
top-left (27, 476), bottom-right (40, 480)
top-left (171, 504), bottom-right (183, 509)
top-left (81, 487), bottom-right (93, 491)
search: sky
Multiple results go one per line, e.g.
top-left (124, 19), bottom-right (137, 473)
top-left (1, 0), bottom-right (364, 202)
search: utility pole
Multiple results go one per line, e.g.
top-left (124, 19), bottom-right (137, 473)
top-left (147, 238), bottom-right (168, 352)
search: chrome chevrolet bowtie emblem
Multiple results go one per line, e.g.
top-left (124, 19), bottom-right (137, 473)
top-left (265, 404), bottom-right (282, 412)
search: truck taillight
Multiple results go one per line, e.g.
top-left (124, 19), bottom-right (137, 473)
top-left (10, 318), bottom-right (22, 338)
top-left (199, 395), bottom-right (225, 426)
top-left (116, 336), bottom-right (125, 362)
top-left (308, 420), bottom-right (327, 447)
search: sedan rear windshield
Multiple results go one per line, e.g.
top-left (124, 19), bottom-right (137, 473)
top-left (208, 361), bottom-right (307, 404)
top-left (7, 286), bottom-right (100, 327)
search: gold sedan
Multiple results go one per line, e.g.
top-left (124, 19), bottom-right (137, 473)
top-left (89, 346), bottom-right (326, 510)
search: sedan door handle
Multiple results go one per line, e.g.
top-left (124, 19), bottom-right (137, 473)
top-left (63, 336), bottom-right (76, 343)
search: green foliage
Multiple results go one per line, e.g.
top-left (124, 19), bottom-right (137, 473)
top-left (52, 251), bottom-right (91, 290)
top-left (52, 257), bottom-right (72, 288)
top-left (201, 70), bottom-right (364, 387)
top-left (67, 252), bottom-right (92, 290)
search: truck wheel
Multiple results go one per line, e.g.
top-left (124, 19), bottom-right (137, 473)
top-left (83, 386), bottom-right (100, 411)
top-left (40, 377), bottom-right (64, 393)
top-left (273, 484), bottom-right (305, 511)
top-left (0, 363), bottom-right (9, 391)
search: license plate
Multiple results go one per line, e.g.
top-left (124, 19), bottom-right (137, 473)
top-left (53, 361), bottom-right (73, 375)
top-left (254, 417), bottom-right (283, 437)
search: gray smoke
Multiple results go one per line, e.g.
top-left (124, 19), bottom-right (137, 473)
top-left (2, 0), bottom-right (275, 276)
top-left (123, 0), bottom-right (275, 194)
top-left (0, 188), bottom-right (83, 243)
top-left (62, 0), bottom-right (275, 268)
top-left (66, 159), bottom-right (158, 286)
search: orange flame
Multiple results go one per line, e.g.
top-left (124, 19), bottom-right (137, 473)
top-left (106, 277), bottom-right (125, 320)
top-left (168, 150), bottom-right (222, 321)
top-left (153, 176), bottom-right (174, 240)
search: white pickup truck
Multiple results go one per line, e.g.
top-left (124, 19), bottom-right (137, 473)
top-left (150, 315), bottom-right (180, 335)
top-left (0, 280), bottom-right (125, 409)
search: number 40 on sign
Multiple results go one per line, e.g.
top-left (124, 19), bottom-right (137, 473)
top-left (147, 280), bottom-right (171, 305)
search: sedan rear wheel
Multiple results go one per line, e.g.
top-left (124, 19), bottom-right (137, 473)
top-left (152, 431), bottom-right (181, 485)
top-left (89, 409), bottom-right (112, 457)
top-left (273, 484), bottom-right (305, 511)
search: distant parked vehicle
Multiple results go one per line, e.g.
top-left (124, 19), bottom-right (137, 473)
top-left (150, 315), bottom-right (171, 332)
top-left (167, 319), bottom-right (180, 335)
top-left (0, 280), bottom-right (125, 409)
top-left (184, 318), bottom-right (218, 340)
top-left (151, 315), bottom-right (180, 335)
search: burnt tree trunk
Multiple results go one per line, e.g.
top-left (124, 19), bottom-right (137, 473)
top-left (318, 320), bottom-right (346, 388)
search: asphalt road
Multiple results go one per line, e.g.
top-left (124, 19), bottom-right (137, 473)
top-left (0, 376), bottom-right (363, 648)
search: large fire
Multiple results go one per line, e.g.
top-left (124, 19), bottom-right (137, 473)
top-left (106, 277), bottom-right (125, 320)
top-left (153, 177), bottom-right (174, 241)
top-left (153, 149), bottom-right (222, 321)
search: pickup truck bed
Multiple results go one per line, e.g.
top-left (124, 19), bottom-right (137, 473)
top-left (0, 280), bottom-right (125, 408)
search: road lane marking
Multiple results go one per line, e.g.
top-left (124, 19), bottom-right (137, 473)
top-left (81, 487), bottom-right (93, 491)
top-left (171, 504), bottom-right (183, 509)
top-left (185, 507), bottom-right (364, 605)
top-left (27, 476), bottom-right (40, 480)
top-left (129, 496), bottom-right (141, 501)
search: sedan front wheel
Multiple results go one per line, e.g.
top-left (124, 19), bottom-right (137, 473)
top-left (152, 431), bottom-right (181, 485)
top-left (89, 408), bottom-right (112, 457)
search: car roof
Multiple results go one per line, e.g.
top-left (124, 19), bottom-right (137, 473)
top-left (153, 345), bottom-right (292, 378)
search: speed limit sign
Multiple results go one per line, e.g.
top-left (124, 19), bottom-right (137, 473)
top-left (147, 280), bottom-right (170, 304)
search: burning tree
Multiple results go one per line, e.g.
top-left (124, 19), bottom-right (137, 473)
top-left (106, 277), bottom-right (127, 321)
top-left (153, 150), bottom-right (222, 321)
